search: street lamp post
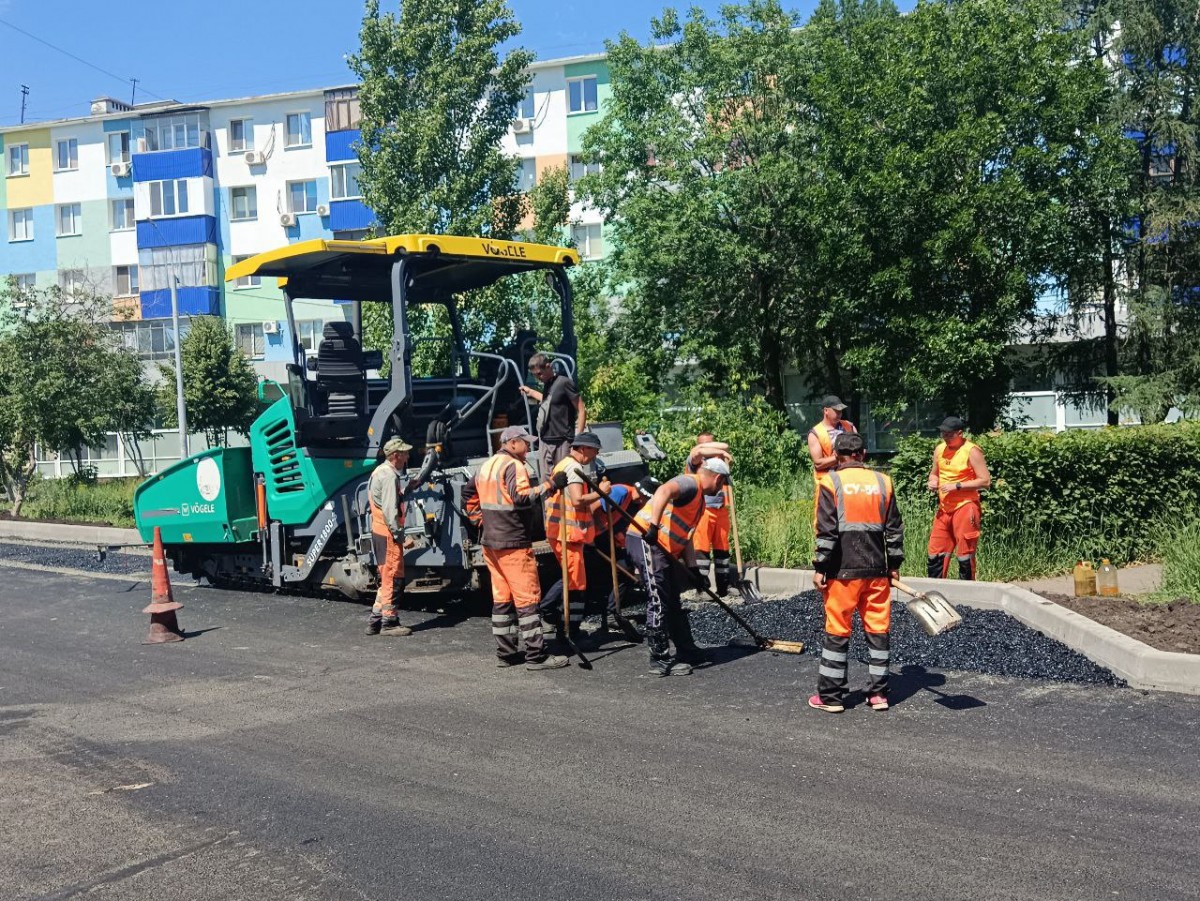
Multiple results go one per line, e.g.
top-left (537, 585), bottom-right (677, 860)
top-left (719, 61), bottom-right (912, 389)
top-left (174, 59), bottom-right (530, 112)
top-left (169, 273), bottom-right (189, 458)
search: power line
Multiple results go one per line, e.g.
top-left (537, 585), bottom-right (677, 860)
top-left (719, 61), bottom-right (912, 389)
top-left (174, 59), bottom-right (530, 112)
top-left (0, 16), bottom-right (167, 103)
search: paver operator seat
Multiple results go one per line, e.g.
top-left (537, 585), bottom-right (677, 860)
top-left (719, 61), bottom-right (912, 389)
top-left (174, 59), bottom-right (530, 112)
top-left (317, 321), bottom-right (367, 419)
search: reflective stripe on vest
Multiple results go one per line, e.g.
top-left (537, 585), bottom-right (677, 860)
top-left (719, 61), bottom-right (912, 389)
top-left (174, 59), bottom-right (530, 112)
top-left (934, 440), bottom-right (981, 512)
top-left (544, 457), bottom-right (595, 544)
top-left (829, 469), bottom-right (890, 532)
top-left (634, 475), bottom-right (705, 555)
top-left (477, 453), bottom-right (531, 511)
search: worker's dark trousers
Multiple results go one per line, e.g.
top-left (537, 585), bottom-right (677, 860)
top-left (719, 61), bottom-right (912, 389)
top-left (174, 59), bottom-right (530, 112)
top-left (818, 632), bottom-right (890, 705)
top-left (627, 536), bottom-right (699, 664)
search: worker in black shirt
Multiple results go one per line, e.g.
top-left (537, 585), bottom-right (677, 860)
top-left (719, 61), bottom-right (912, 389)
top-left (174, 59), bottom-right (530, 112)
top-left (520, 352), bottom-right (587, 478)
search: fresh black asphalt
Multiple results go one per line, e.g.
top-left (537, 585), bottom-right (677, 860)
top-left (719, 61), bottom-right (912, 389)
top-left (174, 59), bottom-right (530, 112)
top-left (1, 563), bottom-right (1198, 900)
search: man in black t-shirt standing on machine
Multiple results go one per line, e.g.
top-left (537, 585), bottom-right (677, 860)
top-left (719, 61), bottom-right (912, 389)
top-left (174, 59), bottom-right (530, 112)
top-left (520, 352), bottom-right (587, 478)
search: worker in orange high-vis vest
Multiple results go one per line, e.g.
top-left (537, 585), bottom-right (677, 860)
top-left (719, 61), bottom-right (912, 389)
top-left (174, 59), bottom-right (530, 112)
top-left (810, 433), bottom-right (905, 713)
top-left (461, 426), bottom-right (571, 670)
top-left (627, 458), bottom-right (730, 677)
top-left (686, 432), bottom-right (733, 595)
top-left (366, 437), bottom-right (417, 636)
top-left (807, 395), bottom-right (858, 484)
top-left (591, 480), bottom-right (646, 642)
top-left (926, 416), bottom-right (991, 580)
top-left (539, 431), bottom-right (610, 643)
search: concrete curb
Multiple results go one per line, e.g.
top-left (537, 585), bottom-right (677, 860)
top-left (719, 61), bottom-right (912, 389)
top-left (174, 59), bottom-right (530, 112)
top-left (746, 566), bottom-right (1200, 696)
top-left (0, 519), bottom-right (142, 547)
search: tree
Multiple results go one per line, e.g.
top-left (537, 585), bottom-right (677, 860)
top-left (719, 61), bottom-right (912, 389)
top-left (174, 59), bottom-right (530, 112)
top-left (0, 279), bottom-right (155, 514)
top-left (349, 0), bottom-right (533, 356)
top-left (157, 316), bottom-right (259, 448)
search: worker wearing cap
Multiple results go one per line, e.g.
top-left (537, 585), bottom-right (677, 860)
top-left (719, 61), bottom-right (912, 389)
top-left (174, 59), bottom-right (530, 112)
top-left (539, 431), bottom-right (611, 643)
top-left (628, 458), bottom-right (730, 676)
top-left (810, 433), bottom-right (905, 713)
top-left (366, 437), bottom-right (416, 636)
top-left (927, 416), bottom-right (991, 580)
top-left (686, 432), bottom-right (734, 596)
top-left (808, 395), bottom-right (858, 484)
top-left (462, 426), bottom-right (571, 670)
top-left (520, 352), bottom-right (587, 479)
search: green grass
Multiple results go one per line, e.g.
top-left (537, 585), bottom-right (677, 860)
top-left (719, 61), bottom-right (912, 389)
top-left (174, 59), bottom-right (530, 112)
top-left (1156, 520), bottom-right (1200, 603)
top-left (20, 478), bottom-right (140, 528)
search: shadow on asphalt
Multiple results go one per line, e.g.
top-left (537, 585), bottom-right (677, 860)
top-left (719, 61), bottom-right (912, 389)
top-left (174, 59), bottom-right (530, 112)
top-left (888, 664), bottom-right (987, 710)
top-left (178, 626), bottom-right (222, 640)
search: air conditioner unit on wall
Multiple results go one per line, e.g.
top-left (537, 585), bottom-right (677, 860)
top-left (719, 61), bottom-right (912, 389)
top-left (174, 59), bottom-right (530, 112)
top-left (110, 161), bottom-right (131, 177)
top-left (279, 212), bottom-right (296, 227)
top-left (244, 150), bottom-right (263, 165)
top-left (316, 204), bottom-right (329, 217)
top-left (512, 118), bottom-right (532, 134)
top-left (262, 320), bottom-right (280, 335)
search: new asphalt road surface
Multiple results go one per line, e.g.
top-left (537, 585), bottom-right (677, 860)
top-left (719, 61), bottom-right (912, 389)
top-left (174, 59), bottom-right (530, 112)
top-left (1, 563), bottom-right (1198, 900)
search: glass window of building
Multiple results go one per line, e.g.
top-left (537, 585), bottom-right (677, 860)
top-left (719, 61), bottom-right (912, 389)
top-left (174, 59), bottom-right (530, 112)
top-left (230, 186), bottom-right (258, 220)
top-left (296, 319), bottom-right (325, 352)
top-left (229, 119), bottom-right (254, 152)
top-left (108, 132), bottom-right (131, 163)
top-left (569, 155), bottom-right (602, 182)
top-left (111, 198), bottom-right (135, 231)
top-left (56, 203), bottom-right (82, 237)
top-left (515, 89), bottom-right (535, 120)
top-left (236, 322), bottom-right (265, 359)
top-left (8, 208), bottom-right (34, 242)
top-left (150, 179), bottom-right (189, 217)
top-left (231, 255), bottom-right (261, 289)
top-left (7, 143), bottom-right (29, 176)
top-left (288, 180), bottom-right (319, 213)
top-left (329, 162), bottom-right (361, 200)
top-left (568, 77), bottom-right (598, 114)
top-left (114, 265), bottom-right (139, 296)
top-left (571, 223), bottom-right (604, 260)
top-left (286, 112), bottom-right (313, 147)
top-left (55, 138), bottom-right (78, 171)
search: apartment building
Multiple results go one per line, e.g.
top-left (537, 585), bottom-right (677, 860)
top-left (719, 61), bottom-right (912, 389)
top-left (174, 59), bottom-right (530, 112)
top-left (0, 54), bottom-right (613, 476)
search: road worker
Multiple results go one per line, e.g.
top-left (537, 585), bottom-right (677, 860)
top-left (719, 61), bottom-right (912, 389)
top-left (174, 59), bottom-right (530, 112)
top-left (627, 458), bottom-right (730, 676)
top-left (366, 437), bottom-right (417, 636)
top-left (462, 426), bottom-right (571, 670)
top-left (520, 352), bottom-right (586, 478)
top-left (539, 431), bottom-right (610, 645)
top-left (589, 479), bottom-right (645, 643)
top-left (810, 433), bottom-right (905, 713)
top-left (926, 416), bottom-right (992, 580)
top-left (807, 395), bottom-right (858, 484)
top-left (686, 432), bottom-right (733, 596)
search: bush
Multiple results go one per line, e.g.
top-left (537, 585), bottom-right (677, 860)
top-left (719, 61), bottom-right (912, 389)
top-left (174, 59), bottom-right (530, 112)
top-left (889, 423), bottom-right (1200, 567)
top-left (1158, 520), bottom-right (1200, 603)
top-left (635, 395), bottom-right (808, 488)
top-left (22, 477), bottom-right (139, 527)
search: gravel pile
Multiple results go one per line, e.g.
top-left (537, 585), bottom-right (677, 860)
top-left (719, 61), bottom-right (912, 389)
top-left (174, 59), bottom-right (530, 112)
top-left (0, 541), bottom-right (150, 576)
top-left (686, 591), bottom-right (1126, 687)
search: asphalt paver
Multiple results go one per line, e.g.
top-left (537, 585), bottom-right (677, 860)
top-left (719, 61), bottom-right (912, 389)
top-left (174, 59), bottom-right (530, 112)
top-left (1, 564), bottom-right (1198, 901)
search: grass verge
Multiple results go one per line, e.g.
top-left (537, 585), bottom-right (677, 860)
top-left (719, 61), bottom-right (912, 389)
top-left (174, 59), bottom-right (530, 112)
top-left (18, 478), bottom-right (139, 528)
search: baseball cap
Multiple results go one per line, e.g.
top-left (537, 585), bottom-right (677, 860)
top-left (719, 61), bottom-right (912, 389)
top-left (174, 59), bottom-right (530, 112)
top-left (500, 425), bottom-right (535, 444)
top-left (820, 395), bottom-right (847, 411)
top-left (939, 416), bottom-right (966, 434)
top-left (701, 458), bottom-right (731, 476)
top-left (571, 431), bottom-right (603, 450)
top-left (833, 433), bottom-right (865, 455)
top-left (382, 437), bottom-right (413, 455)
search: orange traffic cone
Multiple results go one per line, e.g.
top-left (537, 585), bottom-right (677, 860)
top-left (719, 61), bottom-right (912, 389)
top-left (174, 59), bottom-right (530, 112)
top-left (143, 527), bottom-right (184, 644)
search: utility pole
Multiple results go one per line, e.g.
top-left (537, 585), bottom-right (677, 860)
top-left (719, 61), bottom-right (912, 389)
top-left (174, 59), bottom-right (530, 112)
top-left (170, 274), bottom-right (190, 458)
top-left (130, 78), bottom-right (139, 106)
top-left (19, 85), bottom-right (29, 124)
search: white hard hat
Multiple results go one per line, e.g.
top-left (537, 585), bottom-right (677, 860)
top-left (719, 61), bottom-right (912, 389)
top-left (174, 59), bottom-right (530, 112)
top-left (701, 458), bottom-right (730, 476)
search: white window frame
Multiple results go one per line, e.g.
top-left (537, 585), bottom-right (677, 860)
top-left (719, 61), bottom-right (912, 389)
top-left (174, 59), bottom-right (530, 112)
top-left (107, 132), bottom-right (131, 164)
top-left (329, 162), bottom-right (362, 200)
top-left (228, 118), bottom-right (254, 153)
top-left (516, 158), bottom-right (537, 192)
top-left (572, 223), bottom-right (604, 260)
top-left (149, 179), bottom-right (190, 217)
top-left (59, 269), bottom-right (85, 295)
top-left (14, 273), bottom-right (36, 292)
top-left (569, 154), bottom-right (602, 182)
top-left (56, 203), bottom-right (82, 237)
top-left (231, 255), bottom-right (261, 289)
top-left (230, 186), bottom-right (258, 221)
top-left (287, 179), bottom-right (319, 214)
top-left (54, 138), bottom-right (79, 172)
top-left (295, 319), bottom-right (325, 353)
top-left (567, 76), bottom-right (599, 115)
top-left (110, 198), bottom-right (135, 231)
top-left (235, 322), bottom-right (265, 358)
top-left (7, 143), bottom-right (29, 177)
top-left (143, 113), bottom-right (202, 152)
top-left (8, 208), bottom-right (34, 242)
top-left (515, 89), bottom-right (535, 120)
top-left (285, 112), bottom-right (312, 148)
top-left (114, 265), bottom-right (139, 297)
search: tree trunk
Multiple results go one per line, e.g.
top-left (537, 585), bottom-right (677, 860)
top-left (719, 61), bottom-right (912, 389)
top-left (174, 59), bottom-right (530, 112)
top-left (757, 277), bottom-right (787, 413)
top-left (1101, 217), bottom-right (1120, 426)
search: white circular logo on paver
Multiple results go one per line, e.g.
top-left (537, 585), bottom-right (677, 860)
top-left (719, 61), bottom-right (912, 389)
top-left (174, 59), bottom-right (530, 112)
top-left (196, 457), bottom-right (221, 502)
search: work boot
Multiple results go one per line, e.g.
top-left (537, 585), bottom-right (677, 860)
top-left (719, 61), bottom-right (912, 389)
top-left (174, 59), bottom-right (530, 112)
top-left (648, 658), bottom-right (692, 676)
top-left (675, 646), bottom-right (712, 667)
top-left (381, 620), bottom-right (413, 636)
top-left (496, 653), bottom-right (524, 668)
top-left (615, 615), bottom-right (643, 644)
top-left (526, 654), bottom-right (570, 671)
top-left (366, 611), bottom-right (383, 635)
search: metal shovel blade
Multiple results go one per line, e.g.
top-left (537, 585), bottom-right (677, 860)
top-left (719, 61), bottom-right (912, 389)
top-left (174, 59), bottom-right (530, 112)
top-left (907, 590), bottom-right (963, 637)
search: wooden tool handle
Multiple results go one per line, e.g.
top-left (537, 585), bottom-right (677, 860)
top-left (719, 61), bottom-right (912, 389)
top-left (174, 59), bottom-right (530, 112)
top-left (891, 578), bottom-right (922, 599)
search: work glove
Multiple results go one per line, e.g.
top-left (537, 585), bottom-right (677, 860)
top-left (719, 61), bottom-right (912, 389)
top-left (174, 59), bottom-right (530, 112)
top-left (642, 523), bottom-right (660, 545)
top-left (392, 531), bottom-right (404, 543)
top-left (552, 471), bottom-right (570, 490)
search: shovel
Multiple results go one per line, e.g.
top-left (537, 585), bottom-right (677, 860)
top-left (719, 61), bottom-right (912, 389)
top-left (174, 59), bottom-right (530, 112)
top-left (891, 579), bottom-right (963, 636)
top-left (603, 510), bottom-right (643, 643)
top-left (726, 478), bottom-right (764, 603)
top-left (582, 474), bottom-right (804, 655)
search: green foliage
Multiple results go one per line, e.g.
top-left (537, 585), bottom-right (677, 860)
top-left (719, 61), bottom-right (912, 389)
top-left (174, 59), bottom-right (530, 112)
top-left (1157, 520), bottom-right (1200, 603)
top-left (22, 477), bottom-right (138, 528)
top-left (157, 316), bottom-right (259, 448)
top-left (631, 394), bottom-right (808, 488)
top-left (0, 279), bottom-right (155, 515)
top-left (890, 423), bottom-right (1200, 566)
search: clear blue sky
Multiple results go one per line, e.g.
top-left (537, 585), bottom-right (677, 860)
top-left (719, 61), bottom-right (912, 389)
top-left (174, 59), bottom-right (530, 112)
top-left (0, 0), bottom-right (914, 127)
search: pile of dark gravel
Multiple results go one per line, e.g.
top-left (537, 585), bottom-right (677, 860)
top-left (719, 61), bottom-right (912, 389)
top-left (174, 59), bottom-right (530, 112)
top-left (0, 541), bottom-right (149, 577)
top-left (685, 591), bottom-right (1126, 687)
